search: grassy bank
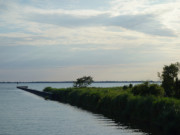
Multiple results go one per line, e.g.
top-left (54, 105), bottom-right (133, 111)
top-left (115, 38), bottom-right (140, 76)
top-left (44, 86), bottom-right (180, 135)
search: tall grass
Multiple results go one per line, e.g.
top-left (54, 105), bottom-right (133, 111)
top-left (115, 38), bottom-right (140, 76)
top-left (44, 86), bottom-right (180, 135)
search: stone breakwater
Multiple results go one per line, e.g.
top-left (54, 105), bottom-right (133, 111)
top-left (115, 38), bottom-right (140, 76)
top-left (17, 86), bottom-right (52, 99)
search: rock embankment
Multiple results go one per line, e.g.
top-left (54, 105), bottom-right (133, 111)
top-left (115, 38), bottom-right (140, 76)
top-left (17, 86), bottom-right (52, 99)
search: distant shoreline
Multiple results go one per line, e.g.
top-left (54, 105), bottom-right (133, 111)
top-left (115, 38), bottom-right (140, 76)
top-left (0, 81), bottom-right (161, 83)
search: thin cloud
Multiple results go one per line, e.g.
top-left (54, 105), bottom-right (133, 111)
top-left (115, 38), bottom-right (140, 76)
top-left (27, 12), bottom-right (176, 37)
top-left (0, 0), bottom-right (180, 81)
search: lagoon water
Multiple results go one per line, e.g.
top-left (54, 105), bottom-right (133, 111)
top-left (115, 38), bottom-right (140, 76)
top-left (0, 83), bottom-right (149, 135)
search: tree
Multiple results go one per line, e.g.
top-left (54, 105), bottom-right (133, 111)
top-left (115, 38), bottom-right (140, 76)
top-left (158, 62), bottom-right (180, 97)
top-left (73, 76), bottom-right (93, 88)
top-left (175, 78), bottom-right (180, 98)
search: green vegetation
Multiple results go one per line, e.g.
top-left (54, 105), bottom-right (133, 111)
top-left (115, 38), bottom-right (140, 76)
top-left (73, 76), bottom-right (93, 88)
top-left (132, 82), bottom-right (165, 97)
top-left (44, 85), bottom-right (180, 135)
top-left (43, 63), bottom-right (180, 134)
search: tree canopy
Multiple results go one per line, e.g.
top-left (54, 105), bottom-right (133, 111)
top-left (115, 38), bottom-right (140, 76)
top-left (73, 76), bottom-right (93, 88)
top-left (158, 62), bottom-right (180, 97)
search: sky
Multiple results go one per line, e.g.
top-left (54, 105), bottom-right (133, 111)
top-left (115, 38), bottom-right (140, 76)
top-left (0, 0), bottom-right (180, 81)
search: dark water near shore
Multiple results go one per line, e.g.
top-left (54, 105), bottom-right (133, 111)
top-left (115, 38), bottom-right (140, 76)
top-left (0, 83), bottom-right (149, 135)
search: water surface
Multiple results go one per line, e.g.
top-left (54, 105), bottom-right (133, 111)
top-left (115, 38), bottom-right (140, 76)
top-left (0, 83), bottom-right (149, 135)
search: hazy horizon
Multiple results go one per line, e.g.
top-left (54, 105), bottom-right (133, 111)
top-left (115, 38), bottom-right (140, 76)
top-left (0, 0), bottom-right (180, 81)
top-left (0, 80), bottom-right (160, 83)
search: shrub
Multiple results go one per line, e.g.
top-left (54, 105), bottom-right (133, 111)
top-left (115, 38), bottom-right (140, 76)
top-left (149, 84), bottom-right (165, 97)
top-left (123, 85), bottom-right (128, 90)
top-left (129, 84), bottom-right (133, 88)
top-left (132, 82), bottom-right (165, 97)
top-left (43, 87), bottom-right (53, 92)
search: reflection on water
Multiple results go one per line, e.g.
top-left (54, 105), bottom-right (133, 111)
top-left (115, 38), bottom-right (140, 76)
top-left (92, 113), bottom-right (149, 135)
top-left (0, 83), bottom-right (149, 135)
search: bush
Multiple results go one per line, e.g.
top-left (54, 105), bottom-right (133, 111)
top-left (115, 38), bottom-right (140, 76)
top-left (43, 87), bottom-right (53, 92)
top-left (149, 84), bottom-right (165, 96)
top-left (123, 85), bottom-right (128, 90)
top-left (132, 82), bottom-right (165, 97)
top-left (129, 84), bottom-right (133, 88)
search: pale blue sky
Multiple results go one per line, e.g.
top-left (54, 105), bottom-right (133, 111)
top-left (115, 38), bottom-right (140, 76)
top-left (0, 0), bottom-right (180, 81)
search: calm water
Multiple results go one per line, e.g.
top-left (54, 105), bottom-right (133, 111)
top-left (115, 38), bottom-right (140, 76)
top-left (0, 83), bottom-right (149, 135)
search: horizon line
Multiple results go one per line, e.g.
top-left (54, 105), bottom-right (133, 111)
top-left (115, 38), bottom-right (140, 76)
top-left (0, 81), bottom-right (161, 83)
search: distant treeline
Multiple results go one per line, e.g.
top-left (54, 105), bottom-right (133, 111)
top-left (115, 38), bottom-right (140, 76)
top-left (0, 81), bottom-right (160, 83)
